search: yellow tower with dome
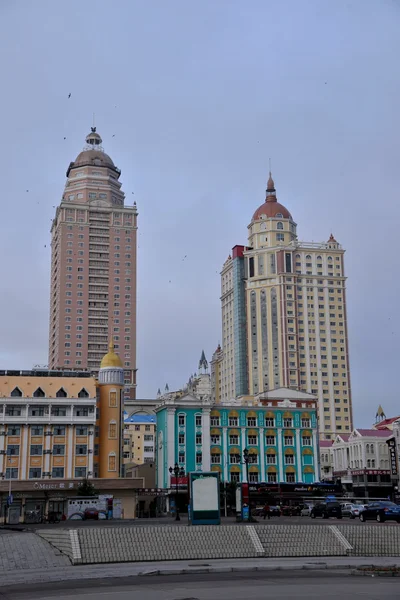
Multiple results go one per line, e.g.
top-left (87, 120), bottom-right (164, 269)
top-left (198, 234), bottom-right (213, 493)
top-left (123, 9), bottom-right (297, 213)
top-left (96, 339), bottom-right (124, 478)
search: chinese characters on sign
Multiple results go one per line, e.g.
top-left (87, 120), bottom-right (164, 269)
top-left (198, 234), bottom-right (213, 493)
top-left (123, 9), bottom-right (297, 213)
top-left (387, 438), bottom-right (398, 476)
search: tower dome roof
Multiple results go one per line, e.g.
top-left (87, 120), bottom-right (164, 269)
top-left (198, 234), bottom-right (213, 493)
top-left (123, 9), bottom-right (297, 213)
top-left (66, 127), bottom-right (117, 177)
top-left (100, 339), bottom-right (123, 369)
top-left (252, 173), bottom-right (292, 221)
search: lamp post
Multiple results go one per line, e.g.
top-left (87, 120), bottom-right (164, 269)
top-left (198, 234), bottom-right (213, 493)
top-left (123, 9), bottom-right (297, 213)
top-left (243, 448), bottom-right (255, 522)
top-left (169, 463), bottom-right (185, 521)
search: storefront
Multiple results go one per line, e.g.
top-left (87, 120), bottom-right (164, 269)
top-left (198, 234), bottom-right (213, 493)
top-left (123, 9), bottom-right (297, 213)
top-left (0, 477), bottom-right (144, 524)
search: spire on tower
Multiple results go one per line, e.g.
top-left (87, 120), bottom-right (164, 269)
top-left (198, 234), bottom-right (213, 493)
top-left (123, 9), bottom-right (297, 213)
top-left (165, 383), bottom-right (169, 392)
top-left (198, 350), bottom-right (208, 374)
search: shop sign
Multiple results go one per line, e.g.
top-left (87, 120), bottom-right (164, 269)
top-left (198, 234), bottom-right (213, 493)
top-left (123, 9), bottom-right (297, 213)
top-left (33, 482), bottom-right (76, 491)
top-left (351, 469), bottom-right (390, 476)
top-left (387, 438), bottom-right (398, 476)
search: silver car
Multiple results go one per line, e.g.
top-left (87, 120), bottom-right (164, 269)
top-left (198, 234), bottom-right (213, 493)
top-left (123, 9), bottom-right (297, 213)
top-left (340, 502), bottom-right (361, 519)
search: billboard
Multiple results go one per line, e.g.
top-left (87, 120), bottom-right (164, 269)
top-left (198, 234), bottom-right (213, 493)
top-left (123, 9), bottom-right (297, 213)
top-left (189, 472), bottom-right (220, 525)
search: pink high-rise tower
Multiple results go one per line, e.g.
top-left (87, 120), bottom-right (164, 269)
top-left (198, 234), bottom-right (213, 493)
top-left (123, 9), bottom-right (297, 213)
top-left (48, 128), bottom-right (138, 399)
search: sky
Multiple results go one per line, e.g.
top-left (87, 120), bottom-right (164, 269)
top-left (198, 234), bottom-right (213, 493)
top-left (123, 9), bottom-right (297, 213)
top-left (0, 0), bottom-right (399, 426)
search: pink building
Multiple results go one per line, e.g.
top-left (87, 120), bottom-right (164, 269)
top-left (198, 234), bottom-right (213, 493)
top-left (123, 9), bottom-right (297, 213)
top-left (48, 128), bottom-right (137, 399)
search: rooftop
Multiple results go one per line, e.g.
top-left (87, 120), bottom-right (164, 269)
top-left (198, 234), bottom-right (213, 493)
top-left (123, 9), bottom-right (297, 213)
top-left (124, 414), bottom-right (156, 424)
top-left (0, 369), bottom-right (92, 378)
top-left (355, 428), bottom-right (390, 438)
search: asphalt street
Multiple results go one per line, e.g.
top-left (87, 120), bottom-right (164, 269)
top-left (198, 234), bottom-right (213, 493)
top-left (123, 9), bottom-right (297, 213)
top-left (0, 571), bottom-right (397, 600)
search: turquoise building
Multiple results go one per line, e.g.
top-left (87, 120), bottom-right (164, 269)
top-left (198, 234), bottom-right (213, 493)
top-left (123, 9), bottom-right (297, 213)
top-left (156, 388), bottom-right (319, 487)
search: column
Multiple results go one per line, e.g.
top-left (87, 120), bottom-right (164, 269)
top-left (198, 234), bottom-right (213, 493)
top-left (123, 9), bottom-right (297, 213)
top-left (312, 430), bottom-right (319, 481)
top-left (88, 427), bottom-right (94, 476)
top-left (0, 429), bottom-right (5, 475)
top-left (277, 428), bottom-right (283, 482)
top-left (202, 408), bottom-right (211, 471)
top-left (66, 425), bottom-right (73, 478)
top-left (166, 408), bottom-right (176, 480)
top-left (44, 426), bottom-right (51, 476)
top-left (222, 427), bottom-right (228, 482)
top-left (259, 427), bottom-right (265, 482)
top-left (20, 425), bottom-right (29, 480)
top-left (241, 429), bottom-right (247, 482)
top-left (296, 429), bottom-right (302, 482)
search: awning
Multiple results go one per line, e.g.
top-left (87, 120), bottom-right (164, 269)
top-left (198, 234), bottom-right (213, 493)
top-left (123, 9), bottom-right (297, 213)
top-left (247, 429), bottom-right (258, 436)
top-left (249, 465), bottom-right (259, 473)
top-left (210, 409), bottom-right (220, 417)
top-left (230, 465), bottom-right (241, 473)
top-left (302, 430), bottom-right (312, 436)
top-left (211, 465), bottom-right (222, 472)
top-left (301, 412), bottom-right (310, 418)
top-left (303, 466), bottom-right (314, 474)
top-left (247, 410), bottom-right (257, 418)
top-left (211, 447), bottom-right (221, 454)
top-left (210, 428), bottom-right (220, 435)
top-left (229, 447), bottom-right (240, 454)
top-left (265, 429), bottom-right (276, 436)
top-left (285, 466), bottom-right (296, 473)
top-left (267, 466), bottom-right (277, 473)
top-left (283, 411), bottom-right (293, 418)
top-left (302, 448), bottom-right (313, 455)
top-left (229, 428), bottom-right (239, 436)
top-left (266, 448), bottom-right (276, 455)
top-left (249, 447), bottom-right (259, 454)
top-left (284, 448), bottom-right (295, 455)
top-left (229, 410), bottom-right (239, 417)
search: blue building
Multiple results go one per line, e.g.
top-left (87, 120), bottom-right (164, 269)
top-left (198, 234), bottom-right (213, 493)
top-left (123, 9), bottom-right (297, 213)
top-left (156, 388), bottom-right (319, 487)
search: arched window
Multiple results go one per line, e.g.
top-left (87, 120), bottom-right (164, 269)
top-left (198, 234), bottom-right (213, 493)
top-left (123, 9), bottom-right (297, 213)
top-left (366, 444), bottom-right (369, 453)
top-left (109, 390), bottom-right (117, 407)
top-left (306, 255), bottom-right (311, 260)
top-left (78, 388), bottom-right (89, 398)
top-left (108, 452), bottom-right (116, 471)
top-left (276, 213), bottom-right (283, 218)
top-left (56, 388), bottom-right (67, 398)
top-left (317, 255), bottom-right (322, 260)
top-left (370, 444), bottom-right (374, 454)
top-left (10, 387), bottom-right (22, 397)
top-left (33, 387), bottom-right (45, 398)
top-left (109, 421), bottom-right (117, 439)
top-left (371, 459), bottom-right (375, 468)
top-left (277, 222), bottom-right (283, 230)
top-left (328, 256), bottom-right (333, 262)
top-left (367, 459), bottom-right (371, 468)
top-left (295, 253), bottom-right (301, 258)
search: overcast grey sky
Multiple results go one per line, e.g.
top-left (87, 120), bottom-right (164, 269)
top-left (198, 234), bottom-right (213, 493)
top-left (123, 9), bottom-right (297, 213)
top-left (0, 0), bottom-right (399, 425)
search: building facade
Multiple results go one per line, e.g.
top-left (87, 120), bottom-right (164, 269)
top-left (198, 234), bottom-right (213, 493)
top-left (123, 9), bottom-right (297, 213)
top-left (332, 429), bottom-right (392, 497)
top-left (123, 413), bottom-right (156, 466)
top-left (219, 173), bottom-right (353, 439)
top-left (48, 127), bottom-right (138, 399)
top-left (156, 387), bottom-right (319, 487)
top-left (0, 341), bottom-right (125, 483)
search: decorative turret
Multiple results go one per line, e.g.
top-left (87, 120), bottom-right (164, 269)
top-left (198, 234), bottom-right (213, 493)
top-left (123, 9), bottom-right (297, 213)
top-left (98, 338), bottom-right (124, 385)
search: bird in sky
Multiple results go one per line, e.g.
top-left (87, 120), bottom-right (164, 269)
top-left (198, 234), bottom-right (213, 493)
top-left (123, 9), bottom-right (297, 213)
top-left (112, 134), bottom-right (115, 137)
top-left (68, 93), bottom-right (71, 98)
top-left (64, 137), bottom-right (67, 140)
top-left (26, 189), bottom-right (29, 192)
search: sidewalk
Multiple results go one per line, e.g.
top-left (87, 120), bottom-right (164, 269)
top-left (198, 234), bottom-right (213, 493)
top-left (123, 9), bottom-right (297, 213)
top-left (1, 556), bottom-right (400, 587)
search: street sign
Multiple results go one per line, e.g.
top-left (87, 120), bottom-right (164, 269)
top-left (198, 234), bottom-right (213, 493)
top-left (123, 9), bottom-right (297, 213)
top-left (7, 494), bottom-right (13, 506)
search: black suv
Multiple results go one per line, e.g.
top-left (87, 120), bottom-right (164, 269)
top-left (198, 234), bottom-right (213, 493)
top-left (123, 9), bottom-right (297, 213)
top-left (310, 501), bottom-right (342, 519)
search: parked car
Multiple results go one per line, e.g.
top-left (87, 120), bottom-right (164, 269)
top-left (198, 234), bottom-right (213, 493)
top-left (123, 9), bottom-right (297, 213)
top-left (83, 507), bottom-right (99, 520)
top-left (300, 504), bottom-right (313, 516)
top-left (359, 501), bottom-right (400, 523)
top-left (270, 506), bottom-right (281, 516)
top-left (340, 502), bottom-right (361, 519)
top-left (310, 501), bottom-right (342, 519)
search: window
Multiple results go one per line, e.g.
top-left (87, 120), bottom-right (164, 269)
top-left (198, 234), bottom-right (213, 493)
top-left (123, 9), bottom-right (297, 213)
top-left (248, 435), bottom-right (257, 445)
top-left (277, 221), bottom-right (283, 230)
top-left (8, 426), bottom-right (20, 436)
top-left (230, 472), bottom-right (240, 483)
top-left (286, 472), bottom-right (295, 483)
top-left (268, 472), bottom-right (277, 482)
top-left (144, 434), bottom-right (153, 441)
top-left (211, 416), bottom-right (220, 426)
top-left (33, 387), bottom-right (45, 398)
top-left (10, 387), bottom-right (22, 397)
top-left (5, 468), bottom-right (18, 479)
top-left (109, 422), bottom-right (117, 439)
top-left (277, 233), bottom-right (285, 241)
top-left (211, 434), bottom-right (220, 444)
top-left (266, 435), bottom-right (275, 445)
top-left (229, 417), bottom-right (238, 426)
top-left (211, 454), bottom-right (221, 464)
top-left (178, 434), bottom-right (185, 444)
top-left (77, 426), bottom-right (88, 436)
top-left (266, 453), bottom-right (276, 464)
top-left (195, 415), bottom-right (202, 427)
top-left (75, 467), bottom-right (87, 478)
top-left (265, 418), bottom-right (275, 427)
top-left (247, 417), bottom-right (257, 427)
top-left (283, 418), bottom-right (293, 427)
top-left (178, 415), bottom-right (185, 427)
top-left (78, 388), bottom-right (89, 398)
top-left (52, 467), bottom-right (64, 478)
top-left (196, 453), bottom-right (202, 464)
top-left (7, 445), bottom-right (19, 456)
top-left (109, 391), bottom-right (117, 407)
top-left (29, 468), bottom-right (42, 479)
top-left (52, 407), bottom-right (67, 417)
top-left (302, 436), bottom-right (311, 446)
top-left (53, 444), bottom-right (65, 456)
top-left (135, 425), bottom-right (140, 431)
top-left (229, 435), bottom-right (239, 445)
top-left (196, 433), bottom-right (202, 445)
top-left (53, 426), bottom-right (65, 436)
top-left (285, 454), bottom-right (295, 464)
top-left (30, 445), bottom-right (43, 456)
top-left (76, 444), bottom-right (87, 455)
top-left (301, 418), bottom-right (310, 428)
top-left (230, 453), bottom-right (241, 464)
top-left (249, 472), bottom-right (259, 482)
top-left (284, 436), bottom-right (293, 446)
top-left (178, 452), bottom-right (185, 464)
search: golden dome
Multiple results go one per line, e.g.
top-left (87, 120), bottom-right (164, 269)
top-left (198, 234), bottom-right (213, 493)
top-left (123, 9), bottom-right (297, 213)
top-left (100, 339), bottom-right (123, 369)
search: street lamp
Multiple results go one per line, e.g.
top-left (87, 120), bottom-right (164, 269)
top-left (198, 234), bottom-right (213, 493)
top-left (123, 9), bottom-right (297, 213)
top-left (169, 463), bottom-right (185, 521)
top-left (243, 448), bottom-right (255, 522)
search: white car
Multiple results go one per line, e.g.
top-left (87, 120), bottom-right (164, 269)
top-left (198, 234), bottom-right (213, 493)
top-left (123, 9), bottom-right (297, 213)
top-left (300, 504), bottom-right (312, 516)
top-left (340, 502), bottom-right (361, 519)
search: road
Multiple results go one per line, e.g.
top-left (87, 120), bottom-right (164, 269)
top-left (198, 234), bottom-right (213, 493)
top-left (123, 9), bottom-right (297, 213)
top-left (1, 571), bottom-right (397, 600)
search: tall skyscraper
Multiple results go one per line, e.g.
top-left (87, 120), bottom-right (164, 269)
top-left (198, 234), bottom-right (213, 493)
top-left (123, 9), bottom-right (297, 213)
top-left (48, 128), bottom-right (138, 399)
top-left (218, 173), bottom-right (353, 439)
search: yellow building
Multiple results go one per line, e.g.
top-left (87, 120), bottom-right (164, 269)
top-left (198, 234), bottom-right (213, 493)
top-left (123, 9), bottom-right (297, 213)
top-left (123, 415), bottom-right (156, 466)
